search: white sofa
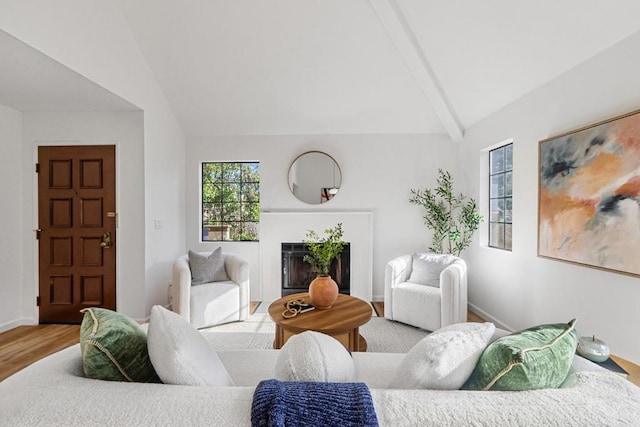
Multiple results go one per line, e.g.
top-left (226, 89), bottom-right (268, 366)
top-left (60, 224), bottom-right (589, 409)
top-left (2, 343), bottom-right (640, 426)
top-left (172, 252), bottom-right (250, 328)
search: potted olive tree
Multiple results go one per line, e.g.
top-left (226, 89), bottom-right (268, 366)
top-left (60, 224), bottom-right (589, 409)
top-left (410, 169), bottom-right (484, 256)
top-left (303, 223), bottom-right (346, 309)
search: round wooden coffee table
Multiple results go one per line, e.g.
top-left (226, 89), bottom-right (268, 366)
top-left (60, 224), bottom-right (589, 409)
top-left (268, 292), bottom-right (372, 352)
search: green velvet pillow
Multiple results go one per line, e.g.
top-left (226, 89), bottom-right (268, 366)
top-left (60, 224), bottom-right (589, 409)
top-left (464, 319), bottom-right (577, 391)
top-left (80, 307), bottom-right (160, 383)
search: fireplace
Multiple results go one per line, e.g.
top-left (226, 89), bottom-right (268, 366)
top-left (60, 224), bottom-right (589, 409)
top-left (281, 242), bottom-right (350, 296)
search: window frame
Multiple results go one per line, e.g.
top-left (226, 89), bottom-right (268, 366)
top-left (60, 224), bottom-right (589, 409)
top-left (200, 161), bottom-right (260, 242)
top-left (488, 143), bottom-right (513, 250)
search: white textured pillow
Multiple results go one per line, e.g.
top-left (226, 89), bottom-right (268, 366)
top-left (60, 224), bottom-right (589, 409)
top-left (275, 331), bottom-right (355, 382)
top-left (147, 305), bottom-right (234, 386)
top-left (188, 247), bottom-right (229, 285)
top-left (408, 253), bottom-right (456, 287)
top-left (389, 322), bottom-right (495, 390)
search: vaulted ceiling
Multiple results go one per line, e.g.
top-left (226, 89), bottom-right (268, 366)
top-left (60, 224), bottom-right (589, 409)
top-left (0, 30), bottom-right (137, 112)
top-left (3, 1), bottom-right (640, 140)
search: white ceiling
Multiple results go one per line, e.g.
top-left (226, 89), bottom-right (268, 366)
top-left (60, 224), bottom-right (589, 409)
top-left (0, 30), bottom-right (138, 112)
top-left (3, 1), bottom-right (640, 139)
top-left (116, 0), bottom-right (640, 138)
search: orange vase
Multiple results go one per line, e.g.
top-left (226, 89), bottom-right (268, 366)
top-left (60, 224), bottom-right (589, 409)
top-left (308, 275), bottom-right (339, 309)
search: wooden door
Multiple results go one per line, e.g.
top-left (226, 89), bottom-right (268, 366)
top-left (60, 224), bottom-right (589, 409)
top-left (37, 145), bottom-right (116, 323)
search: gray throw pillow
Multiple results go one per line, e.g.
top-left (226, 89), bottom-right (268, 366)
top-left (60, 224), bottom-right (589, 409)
top-left (408, 253), bottom-right (456, 287)
top-left (188, 247), bottom-right (229, 285)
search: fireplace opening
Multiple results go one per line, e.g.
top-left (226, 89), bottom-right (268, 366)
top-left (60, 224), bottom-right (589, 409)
top-left (281, 242), bottom-right (350, 297)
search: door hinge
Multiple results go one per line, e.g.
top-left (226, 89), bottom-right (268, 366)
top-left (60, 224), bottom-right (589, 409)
top-left (36, 296), bottom-right (40, 306)
top-left (35, 229), bottom-right (41, 240)
top-left (35, 163), bottom-right (40, 173)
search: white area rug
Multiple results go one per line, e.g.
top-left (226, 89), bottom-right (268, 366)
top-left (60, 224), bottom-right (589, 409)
top-left (200, 312), bottom-right (429, 353)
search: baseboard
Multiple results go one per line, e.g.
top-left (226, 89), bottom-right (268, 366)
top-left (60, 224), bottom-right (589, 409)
top-left (467, 303), bottom-right (515, 332)
top-left (136, 304), bottom-right (172, 324)
top-left (0, 305), bottom-right (172, 331)
top-left (0, 317), bottom-right (37, 333)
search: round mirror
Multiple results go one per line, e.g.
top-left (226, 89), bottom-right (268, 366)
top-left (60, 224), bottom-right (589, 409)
top-left (288, 151), bottom-right (341, 205)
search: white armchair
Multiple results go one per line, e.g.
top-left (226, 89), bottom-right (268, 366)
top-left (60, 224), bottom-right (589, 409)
top-left (384, 253), bottom-right (467, 331)
top-left (172, 252), bottom-right (250, 329)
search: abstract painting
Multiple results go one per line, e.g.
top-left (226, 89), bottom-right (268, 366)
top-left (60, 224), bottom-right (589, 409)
top-left (538, 110), bottom-right (640, 276)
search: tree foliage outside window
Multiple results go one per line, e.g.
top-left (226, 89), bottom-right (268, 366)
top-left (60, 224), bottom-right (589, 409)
top-left (201, 162), bottom-right (260, 241)
top-left (489, 144), bottom-right (513, 250)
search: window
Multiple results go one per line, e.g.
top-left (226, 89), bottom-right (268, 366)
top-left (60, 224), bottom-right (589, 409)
top-left (489, 144), bottom-right (512, 250)
top-left (201, 162), bottom-right (260, 241)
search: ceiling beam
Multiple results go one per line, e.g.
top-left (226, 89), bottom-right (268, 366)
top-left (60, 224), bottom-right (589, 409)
top-left (369, 0), bottom-right (464, 141)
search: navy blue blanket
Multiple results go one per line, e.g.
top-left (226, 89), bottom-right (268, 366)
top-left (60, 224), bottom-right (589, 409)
top-left (251, 379), bottom-right (379, 427)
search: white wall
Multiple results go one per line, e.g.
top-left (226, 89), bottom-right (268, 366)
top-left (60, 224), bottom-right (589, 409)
top-left (0, 104), bottom-right (23, 330)
top-left (460, 31), bottom-right (640, 363)
top-left (187, 134), bottom-right (458, 301)
top-left (0, 1), bottom-right (186, 321)
top-left (21, 111), bottom-right (147, 321)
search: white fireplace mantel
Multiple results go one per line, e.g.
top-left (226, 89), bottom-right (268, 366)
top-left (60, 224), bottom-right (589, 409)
top-left (260, 211), bottom-right (373, 303)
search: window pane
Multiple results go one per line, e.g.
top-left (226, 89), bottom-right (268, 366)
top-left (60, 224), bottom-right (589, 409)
top-left (505, 171), bottom-right (512, 197)
top-left (505, 197), bottom-right (513, 223)
top-left (489, 223), bottom-right (505, 248)
top-left (491, 174), bottom-right (504, 198)
top-left (505, 224), bottom-right (513, 250)
top-left (203, 223), bottom-right (231, 241)
top-left (234, 222), bottom-right (259, 241)
top-left (229, 222), bottom-right (252, 240)
top-left (202, 184), bottom-right (221, 204)
top-left (221, 183), bottom-right (241, 203)
top-left (490, 147), bottom-right (505, 174)
top-left (241, 202), bottom-right (260, 222)
top-left (244, 222), bottom-right (259, 240)
top-left (241, 183), bottom-right (260, 202)
top-left (242, 163), bottom-right (260, 182)
top-left (490, 199), bottom-right (504, 222)
top-left (505, 144), bottom-right (513, 171)
top-left (227, 222), bottom-right (238, 240)
top-left (222, 202), bottom-right (242, 221)
top-left (203, 163), bottom-right (222, 183)
top-left (224, 163), bottom-right (242, 183)
top-left (202, 203), bottom-right (222, 225)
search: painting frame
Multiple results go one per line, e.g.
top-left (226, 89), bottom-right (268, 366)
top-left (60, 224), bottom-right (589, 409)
top-left (538, 109), bottom-right (640, 277)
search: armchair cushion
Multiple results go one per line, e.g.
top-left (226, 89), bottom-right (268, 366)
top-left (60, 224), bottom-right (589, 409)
top-left (188, 247), bottom-right (229, 285)
top-left (408, 253), bottom-right (456, 287)
top-left (392, 282), bottom-right (441, 331)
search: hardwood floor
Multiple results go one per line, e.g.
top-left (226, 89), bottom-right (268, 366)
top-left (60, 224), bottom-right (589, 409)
top-left (373, 301), bottom-right (484, 323)
top-left (0, 324), bottom-right (80, 382)
top-left (1, 302), bottom-right (638, 388)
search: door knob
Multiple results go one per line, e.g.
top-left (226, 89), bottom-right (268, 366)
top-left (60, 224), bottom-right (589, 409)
top-left (100, 232), bottom-right (112, 249)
